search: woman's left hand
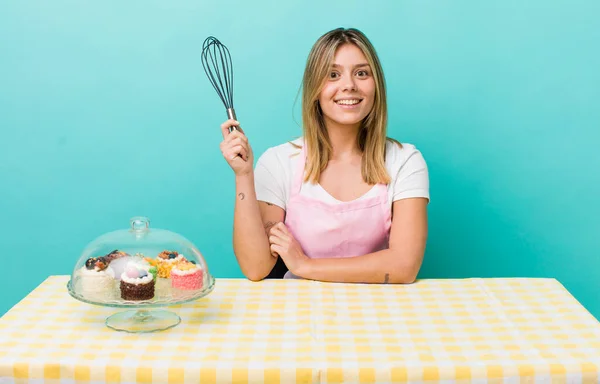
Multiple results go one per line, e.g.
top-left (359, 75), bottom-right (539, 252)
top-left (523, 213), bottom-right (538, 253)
top-left (269, 222), bottom-right (311, 276)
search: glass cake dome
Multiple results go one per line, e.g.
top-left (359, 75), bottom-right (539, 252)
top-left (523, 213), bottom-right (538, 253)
top-left (67, 216), bottom-right (215, 333)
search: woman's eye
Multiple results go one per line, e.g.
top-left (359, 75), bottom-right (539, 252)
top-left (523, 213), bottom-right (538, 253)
top-left (329, 71), bottom-right (339, 79)
top-left (356, 70), bottom-right (370, 77)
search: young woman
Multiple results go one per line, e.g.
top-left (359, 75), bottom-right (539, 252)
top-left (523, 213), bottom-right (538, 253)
top-left (219, 28), bottom-right (429, 283)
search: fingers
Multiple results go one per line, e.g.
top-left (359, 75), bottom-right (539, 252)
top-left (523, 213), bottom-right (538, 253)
top-left (268, 223), bottom-right (292, 260)
top-left (270, 246), bottom-right (278, 257)
top-left (268, 233), bottom-right (283, 247)
top-left (277, 222), bottom-right (290, 234)
top-left (230, 145), bottom-right (248, 161)
top-left (220, 143), bottom-right (247, 161)
top-left (270, 243), bottom-right (283, 258)
top-left (225, 134), bottom-right (248, 148)
top-left (220, 119), bottom-right (245, 138)
top-left (223, 128), bottom-right (247, 141)
top-left (268, 222), bottom-right (285, 257)
top-left (220, 132), bottom-right (250, 161)
top-left (269, 225), bottom-right (290, 243)
top-left (270, 222), bottom-right (290, 236)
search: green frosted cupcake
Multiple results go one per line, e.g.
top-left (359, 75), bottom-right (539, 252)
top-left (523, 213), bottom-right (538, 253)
top-left (148, 266), bottom-right (158, 280)
top-left (132, 256), bottom-right (158, 281)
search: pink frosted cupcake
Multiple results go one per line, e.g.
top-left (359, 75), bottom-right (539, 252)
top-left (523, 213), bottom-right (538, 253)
top-left (171, 262), bottom-right (203, 290)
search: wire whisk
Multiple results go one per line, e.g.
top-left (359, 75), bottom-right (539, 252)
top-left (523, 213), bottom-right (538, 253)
top-left (201, 36), bottom-right (238, 133)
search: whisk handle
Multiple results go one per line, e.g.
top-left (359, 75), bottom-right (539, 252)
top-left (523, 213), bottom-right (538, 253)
top-left (227, 108), bottom-right (239, 133)
top-left (226, 107), bottom-right (244, 160)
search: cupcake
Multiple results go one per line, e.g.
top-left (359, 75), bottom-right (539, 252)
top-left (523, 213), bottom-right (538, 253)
top-left (146, 264), bottom-right (158, 280)
top-left (143, 257), bottom-right (159, 280)
top-left (77, 257), bottom-right (116, 300)
top-left (104, 249), bottom-right (129, 263)
top-left (120, 262), bottom-right (155, 301)
top-left (171, 261), bottom-right (203, 290)
top-left (132, 257), bottom-right (157, 281)
top-left (109, 256), bottom-right (134, 281)
top-left (156, 250), bottom-right (185, 278)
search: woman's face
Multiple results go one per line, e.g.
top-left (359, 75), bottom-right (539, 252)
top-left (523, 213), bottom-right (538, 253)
top-left (318, 43), bottom-right (376, 130)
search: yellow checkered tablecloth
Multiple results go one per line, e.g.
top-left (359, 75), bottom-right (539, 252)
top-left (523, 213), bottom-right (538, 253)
top-left (1, 276), bottom-right (599, 383)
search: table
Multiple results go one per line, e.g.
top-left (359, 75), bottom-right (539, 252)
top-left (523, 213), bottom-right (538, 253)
top-left (1, 276), bottom-right (599, 383)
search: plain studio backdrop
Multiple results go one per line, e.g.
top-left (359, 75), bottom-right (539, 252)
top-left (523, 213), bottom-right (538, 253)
top-left (0, 0), bottom-right (599, 319)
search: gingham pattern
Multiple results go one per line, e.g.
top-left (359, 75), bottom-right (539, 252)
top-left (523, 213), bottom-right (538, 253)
top-left (1, 276), bottom-right (599, 383)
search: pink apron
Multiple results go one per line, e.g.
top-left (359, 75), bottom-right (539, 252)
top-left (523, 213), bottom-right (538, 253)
top-left (283, 144), bottom-right (392, 279)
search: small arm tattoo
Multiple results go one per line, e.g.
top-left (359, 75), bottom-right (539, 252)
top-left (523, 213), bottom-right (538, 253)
top-left (266, 202), bottom-right (273, 206)
top-left (384, 273), bottom-right (390, 284)
top-left (238, 193), bottom-right (245, 200)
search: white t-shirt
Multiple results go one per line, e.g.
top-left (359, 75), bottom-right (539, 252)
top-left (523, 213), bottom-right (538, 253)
top-left (254, 138), bottom-right (430, 210)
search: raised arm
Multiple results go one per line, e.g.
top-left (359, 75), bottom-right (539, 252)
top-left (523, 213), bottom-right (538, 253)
top-left (220, 119), bottom-right (284, 281)
top-left (233, 173), bottom-right (285, 280)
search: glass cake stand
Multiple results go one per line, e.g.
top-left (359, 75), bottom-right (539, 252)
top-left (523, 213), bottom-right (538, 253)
top-left (67, 216), bottom-right (216, 333)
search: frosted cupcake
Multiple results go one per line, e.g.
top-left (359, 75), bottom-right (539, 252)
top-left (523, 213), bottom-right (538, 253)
top-left (77, 257), bottom-right (116, 300)
top-left (120, 263), bottom-right (155, 301)
top-left (133, 257), bottom-right (158, 281)
top-left (156, 250), bottom-right (185, 278)
top-left (171, 261), bottom-right (203, 290)
top-left (104, 249), bottom-right (129, 263)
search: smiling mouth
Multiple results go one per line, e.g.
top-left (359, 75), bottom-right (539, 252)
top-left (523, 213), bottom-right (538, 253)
top-left (335, 99), bottom-right (362, 106)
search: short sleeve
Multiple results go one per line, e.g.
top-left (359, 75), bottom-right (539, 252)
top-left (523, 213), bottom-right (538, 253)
top-left (392, 147), bottom-right (430, 202)
top-left (254, 148), bottom-right (287, 209)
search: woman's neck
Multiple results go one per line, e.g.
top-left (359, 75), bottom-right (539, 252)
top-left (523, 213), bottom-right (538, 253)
top-left (324, 119), bottom-right (362, 161)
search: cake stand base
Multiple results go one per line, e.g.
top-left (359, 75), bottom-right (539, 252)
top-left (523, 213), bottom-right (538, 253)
top-left (106, 309), bottom-right (180, 333)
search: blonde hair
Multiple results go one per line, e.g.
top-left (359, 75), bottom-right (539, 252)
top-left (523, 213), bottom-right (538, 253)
top-left (300, 27), bottom-right (399, 185)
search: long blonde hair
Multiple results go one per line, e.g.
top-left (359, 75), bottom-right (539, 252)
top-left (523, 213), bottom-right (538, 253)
top-left (301, 28), bottom-right (399, 185)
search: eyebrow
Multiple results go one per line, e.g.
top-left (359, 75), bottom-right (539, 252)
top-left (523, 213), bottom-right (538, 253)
top-left (331, 63), bottom-right (370, 69)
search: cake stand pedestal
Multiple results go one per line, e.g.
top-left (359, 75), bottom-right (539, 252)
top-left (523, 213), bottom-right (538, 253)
top-left (105, 309), bottom-right (181, 333)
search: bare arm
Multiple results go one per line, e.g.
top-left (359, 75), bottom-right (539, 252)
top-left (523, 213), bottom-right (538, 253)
top-left (219, 118), bottom-right (285, 281)
top-left (233, 173), bottom-right (285, 281)
top-left (283, 197), bottom-right (428, 284)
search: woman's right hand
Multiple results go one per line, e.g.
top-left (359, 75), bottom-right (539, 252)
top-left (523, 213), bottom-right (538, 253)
top-left (220, 119), bottom-right (254, 176)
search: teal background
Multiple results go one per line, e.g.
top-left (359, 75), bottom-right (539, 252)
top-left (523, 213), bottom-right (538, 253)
top-left (1, 1), bottom-right (599, 318)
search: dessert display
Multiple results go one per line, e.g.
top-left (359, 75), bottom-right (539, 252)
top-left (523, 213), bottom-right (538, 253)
top-left (72, 248), bottom-right (211, 303)
top-left (67, 216), bottom-right (215, 332)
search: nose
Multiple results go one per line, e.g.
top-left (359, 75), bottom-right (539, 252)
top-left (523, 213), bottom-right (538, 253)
top-left (342, 74), bottom-right (357, 92)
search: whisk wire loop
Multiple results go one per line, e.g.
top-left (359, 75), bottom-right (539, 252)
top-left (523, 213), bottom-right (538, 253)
top-left (201, 36), bottom-right (238, 133)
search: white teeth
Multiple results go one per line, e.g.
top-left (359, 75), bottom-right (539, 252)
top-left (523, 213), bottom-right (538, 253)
top-left (336, 99), bottom-right (360, 105)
